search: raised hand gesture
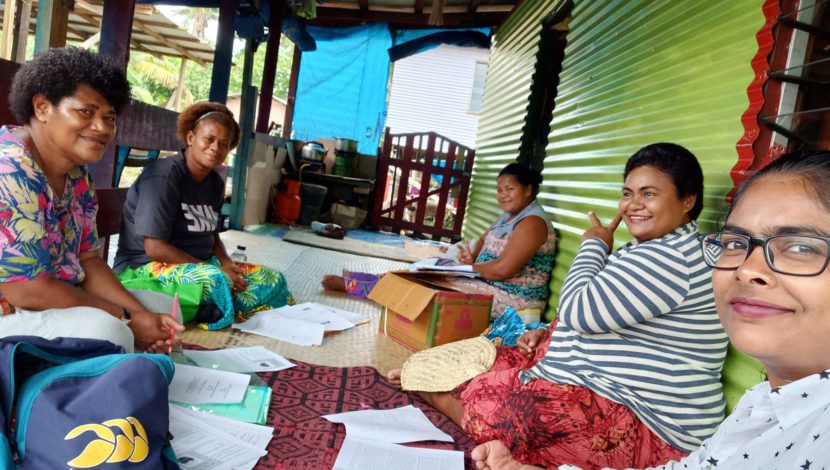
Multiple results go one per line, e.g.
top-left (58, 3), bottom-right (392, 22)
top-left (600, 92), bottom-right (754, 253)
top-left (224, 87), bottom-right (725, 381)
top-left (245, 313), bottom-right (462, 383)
top-left (581, 211), bottom-right (622, 252)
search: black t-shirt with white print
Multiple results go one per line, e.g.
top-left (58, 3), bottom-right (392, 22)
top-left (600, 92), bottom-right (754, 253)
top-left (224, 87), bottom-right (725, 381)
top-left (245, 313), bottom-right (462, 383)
top-left (114, 151), bottom-right (224, 272)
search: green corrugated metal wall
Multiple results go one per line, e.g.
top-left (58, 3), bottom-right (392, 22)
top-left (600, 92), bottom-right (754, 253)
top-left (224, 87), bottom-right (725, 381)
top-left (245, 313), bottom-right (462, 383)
top-left (465, 0), bottom-right (764, 321)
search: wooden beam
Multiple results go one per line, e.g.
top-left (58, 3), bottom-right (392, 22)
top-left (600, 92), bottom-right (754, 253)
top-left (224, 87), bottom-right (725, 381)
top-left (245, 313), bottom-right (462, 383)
top-left (414, 0), bottom-right (423, 14)
top-left (1, 0), bottom-right (18, 59)
top-left (359, 0), bottom-right (368, 11)
top-left (468, 0), bottom-right (480, 13)
top-left (71, 11), bottom-right (159, 60)
top-left (98, 0), bottom-right (136, 69)
top-left (255, 0), bottom-right (287, 133)
top-left (79, 30), bottom-right (100, 48)
top-left (209, 0), bottom-right (236, 103)
top-left (132, 20), bottom-right (205, 66)
top-left (282, 45), bottom-right (301, 139)
top-left (34, 0), bottom-right (71, 53)
top-left (13, 0), bottom-right (32, 62)
top-left (310, 7), bottom-right (509, 28)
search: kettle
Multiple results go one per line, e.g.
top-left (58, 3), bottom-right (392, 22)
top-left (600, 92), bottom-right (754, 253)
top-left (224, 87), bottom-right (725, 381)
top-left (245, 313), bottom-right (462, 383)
top-left (301, 141), bottom-right (326, 162)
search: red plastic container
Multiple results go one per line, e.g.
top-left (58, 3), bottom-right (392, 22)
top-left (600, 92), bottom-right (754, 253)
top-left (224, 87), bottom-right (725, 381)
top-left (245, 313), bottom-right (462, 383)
top-left (275, 179), bottom-right (302, 224)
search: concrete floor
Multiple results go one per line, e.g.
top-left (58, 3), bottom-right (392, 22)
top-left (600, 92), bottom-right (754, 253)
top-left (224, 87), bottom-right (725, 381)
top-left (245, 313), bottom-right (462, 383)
top-left (110, 229), bottom-right (417, 375)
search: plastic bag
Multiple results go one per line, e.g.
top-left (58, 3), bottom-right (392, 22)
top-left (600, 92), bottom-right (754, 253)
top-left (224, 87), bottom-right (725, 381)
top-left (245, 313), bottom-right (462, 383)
top-left (118, 268), bottom-right (202, 322)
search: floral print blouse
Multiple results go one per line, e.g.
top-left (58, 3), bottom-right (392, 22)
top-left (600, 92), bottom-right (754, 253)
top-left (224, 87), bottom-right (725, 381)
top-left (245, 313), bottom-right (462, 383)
top-left (0, 126), bottom-right (99, 307)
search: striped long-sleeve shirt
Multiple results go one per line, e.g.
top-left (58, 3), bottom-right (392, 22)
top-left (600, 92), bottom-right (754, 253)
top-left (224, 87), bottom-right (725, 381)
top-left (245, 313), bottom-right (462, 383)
top-left (521, 221), bottom-right (727, 453)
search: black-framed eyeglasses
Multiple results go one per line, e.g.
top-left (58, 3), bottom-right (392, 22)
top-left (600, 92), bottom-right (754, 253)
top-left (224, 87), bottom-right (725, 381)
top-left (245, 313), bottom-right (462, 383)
top-left (700, 232), bottom-right (830, 276)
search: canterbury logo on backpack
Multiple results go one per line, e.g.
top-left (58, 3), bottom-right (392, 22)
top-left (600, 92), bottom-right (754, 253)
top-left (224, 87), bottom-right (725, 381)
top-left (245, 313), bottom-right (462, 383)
top-left (0, 336), bottom-right (179, 469)
top-left (65, 417), bottom-right (150, 467)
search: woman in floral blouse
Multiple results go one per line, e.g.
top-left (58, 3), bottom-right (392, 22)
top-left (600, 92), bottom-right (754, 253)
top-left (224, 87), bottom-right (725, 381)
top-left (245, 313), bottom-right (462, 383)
top-left (0, 47), bottom-right (182, 352)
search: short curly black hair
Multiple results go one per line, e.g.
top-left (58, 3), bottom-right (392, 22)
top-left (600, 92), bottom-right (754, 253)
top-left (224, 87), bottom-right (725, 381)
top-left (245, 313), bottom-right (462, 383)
top-left (9, 47), bottom-right (131, 124)
top-left (177, 102), bottom-right (241, 150)
top-left (623, 142), bottom-right (704, 220)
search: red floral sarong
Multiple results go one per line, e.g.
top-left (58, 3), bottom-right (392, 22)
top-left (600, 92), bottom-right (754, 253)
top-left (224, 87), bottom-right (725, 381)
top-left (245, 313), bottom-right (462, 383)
top-left (455, 327), bottom-right (686, 469)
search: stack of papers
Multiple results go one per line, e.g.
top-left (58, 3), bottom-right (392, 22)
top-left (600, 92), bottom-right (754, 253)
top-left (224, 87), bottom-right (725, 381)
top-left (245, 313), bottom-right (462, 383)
top-left (233, 302), bottom-right (368, 346)
top-left (169, 405), bottom-right (272, 470)
top-left (323, 405), bottom-right (463, 470)
top-left (408, 258), bottom-right (479, 278)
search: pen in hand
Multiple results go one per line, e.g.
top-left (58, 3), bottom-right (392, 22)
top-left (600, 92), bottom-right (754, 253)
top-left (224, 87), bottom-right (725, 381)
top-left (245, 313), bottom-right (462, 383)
top-left (169, 293), bottom-right (179, 354)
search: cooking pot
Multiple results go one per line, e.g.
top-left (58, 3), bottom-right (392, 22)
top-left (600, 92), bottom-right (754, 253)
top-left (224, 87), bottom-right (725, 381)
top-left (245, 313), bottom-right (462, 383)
top-left (335, 137), bottom-right (358, 153)
top-left (301, 141), bottom-right (326, 162)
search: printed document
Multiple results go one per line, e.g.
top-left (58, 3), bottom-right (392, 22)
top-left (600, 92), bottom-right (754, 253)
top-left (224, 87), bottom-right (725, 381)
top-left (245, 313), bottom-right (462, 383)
top-left (168, 405), bottom-right (267, 470)
top-left (234, 315), bottom-right (325, 346)
top-left (183, 346), bottom-right (295, 373)
top-left (333, 436), bottom-right (463, 470)
top-left (170, 404), bottom-right (274, 448)
top-left (169, 363), bottom-right (251, 404)
top-left (323, 405), bottom-right (453, 443)
top-left (268, 303), bottom-right (357, 332)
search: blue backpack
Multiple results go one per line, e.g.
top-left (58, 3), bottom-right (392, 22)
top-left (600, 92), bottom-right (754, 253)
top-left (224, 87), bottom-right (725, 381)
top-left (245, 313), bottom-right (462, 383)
top-left (0, 336), bottom-right (179, 469)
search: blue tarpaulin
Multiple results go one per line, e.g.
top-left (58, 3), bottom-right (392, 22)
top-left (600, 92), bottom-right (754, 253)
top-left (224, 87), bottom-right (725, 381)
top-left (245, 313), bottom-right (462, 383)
top-left (292, 24), bottom-right (392, 155)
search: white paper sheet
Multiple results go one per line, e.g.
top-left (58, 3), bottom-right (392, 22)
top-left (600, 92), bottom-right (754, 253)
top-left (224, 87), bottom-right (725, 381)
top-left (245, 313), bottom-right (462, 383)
top-left (333, 436), bottom-right (463, 470)
top-left (169, 363), bottom-right (251, 404)
top-left (314, 303), bottom-right (369, 326)
top-left (234, 315), bottom-right (325, 346)
top-left (323, 405), bottom-right (453, 443)
top-left (168, 406), bottom-right (267, 470)
top-left (183, 346), bottom-right (295, 373)
top-left (170, 404), bottom-right (274, 449)
top-left (268, 303), bottom-right (356, 332)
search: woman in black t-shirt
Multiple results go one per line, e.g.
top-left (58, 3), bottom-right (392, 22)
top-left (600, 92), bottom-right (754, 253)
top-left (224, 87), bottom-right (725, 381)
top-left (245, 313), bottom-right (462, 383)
top-left (115, 103), bottom-right (294, 330)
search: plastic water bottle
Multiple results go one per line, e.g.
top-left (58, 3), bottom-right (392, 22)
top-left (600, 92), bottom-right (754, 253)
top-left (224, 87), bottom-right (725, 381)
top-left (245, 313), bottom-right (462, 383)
top-left (230, 245), bottom-right (248, 263)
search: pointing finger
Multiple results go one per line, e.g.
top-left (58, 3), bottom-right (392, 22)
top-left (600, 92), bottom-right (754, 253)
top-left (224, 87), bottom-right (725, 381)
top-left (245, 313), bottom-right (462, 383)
top-left (607, 212), bottom-right (623, 232)
top-left (588, 211), bottom-right (602, 227)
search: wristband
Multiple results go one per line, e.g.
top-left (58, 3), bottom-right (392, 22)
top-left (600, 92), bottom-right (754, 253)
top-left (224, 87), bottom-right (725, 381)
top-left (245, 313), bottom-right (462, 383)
top-left (121, 307), bottom-right (132, 324)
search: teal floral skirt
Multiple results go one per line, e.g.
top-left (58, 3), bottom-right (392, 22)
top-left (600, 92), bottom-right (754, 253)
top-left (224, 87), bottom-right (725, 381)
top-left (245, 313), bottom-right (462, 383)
top-left (135, 257), bottom-right (295, 330)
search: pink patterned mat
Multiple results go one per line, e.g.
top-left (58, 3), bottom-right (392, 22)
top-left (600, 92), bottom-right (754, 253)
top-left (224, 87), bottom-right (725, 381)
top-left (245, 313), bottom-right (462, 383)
top-left (250, 360), bottom-right (476, 469)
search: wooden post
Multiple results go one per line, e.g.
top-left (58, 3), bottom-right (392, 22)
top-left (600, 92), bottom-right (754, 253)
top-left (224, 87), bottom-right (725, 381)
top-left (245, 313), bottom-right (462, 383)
top-left (1, 0), bottom-right (18, 59)
top-left (255, 0), bottom-right (287, 133)
top-left (34, 0), bottom-right (71, 53)
top-left (229, 40), bottom-right (257, 230)
top-left (13, 0), bottom-right (32, 62)
top-left (281, 45), bottom-right (301, 138)
top-left (208, 0), bottom-right (237, 104)
top-left (88, 0), bottom-right (135, 189)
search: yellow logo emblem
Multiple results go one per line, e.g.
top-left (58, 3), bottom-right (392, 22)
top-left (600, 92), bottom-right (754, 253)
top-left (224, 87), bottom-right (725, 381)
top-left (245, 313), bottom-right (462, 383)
top-left (64, 417), bottom-right (150, 468)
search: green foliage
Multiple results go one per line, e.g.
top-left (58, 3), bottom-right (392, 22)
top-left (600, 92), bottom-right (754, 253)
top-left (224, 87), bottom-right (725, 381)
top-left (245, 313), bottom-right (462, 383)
top-left (127, 6), bottom-right (294, 106)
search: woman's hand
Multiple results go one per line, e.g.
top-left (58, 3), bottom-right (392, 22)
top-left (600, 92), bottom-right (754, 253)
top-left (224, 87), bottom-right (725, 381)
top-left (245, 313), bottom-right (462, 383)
top-left (129, 310), bottom-right (185, 353)
top-left (457, 241), bottom-right (475, 264)
top-left (515, 328), bottom-right (548, 360)
top-left (221, 263), bottom-right (249, 292)
top-left (581, 211), bottom-right (622, 251)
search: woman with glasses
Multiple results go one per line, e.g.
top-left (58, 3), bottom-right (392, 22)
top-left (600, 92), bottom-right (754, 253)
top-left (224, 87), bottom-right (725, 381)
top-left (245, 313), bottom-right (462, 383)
top-left (412, 143), bottom-right (727, 469)
top-left (471, 150), bottom-right (830, 469)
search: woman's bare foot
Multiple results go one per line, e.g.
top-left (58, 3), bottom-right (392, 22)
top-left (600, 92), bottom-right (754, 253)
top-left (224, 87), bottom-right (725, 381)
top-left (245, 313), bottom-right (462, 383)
top-left (386, 368), bottom-right (402, 387)
top-left (321, 275), bottom-right (346, 292)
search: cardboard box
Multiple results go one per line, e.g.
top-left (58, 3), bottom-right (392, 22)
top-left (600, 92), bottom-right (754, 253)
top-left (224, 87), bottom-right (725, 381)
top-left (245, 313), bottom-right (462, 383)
top-left (368, 273), bottom-right (492, 351)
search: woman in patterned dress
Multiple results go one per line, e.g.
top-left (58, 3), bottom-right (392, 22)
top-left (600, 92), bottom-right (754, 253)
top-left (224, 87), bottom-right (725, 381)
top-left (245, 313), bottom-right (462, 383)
top-left (322, 162), bottom-right (558, 320)
top-left (114, 102), bottom-right (294, 330)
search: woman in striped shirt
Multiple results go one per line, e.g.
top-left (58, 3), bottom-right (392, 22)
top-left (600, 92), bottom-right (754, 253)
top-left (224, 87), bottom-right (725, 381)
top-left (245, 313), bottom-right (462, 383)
top-left (421, 143), bottom-right (727, 469)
